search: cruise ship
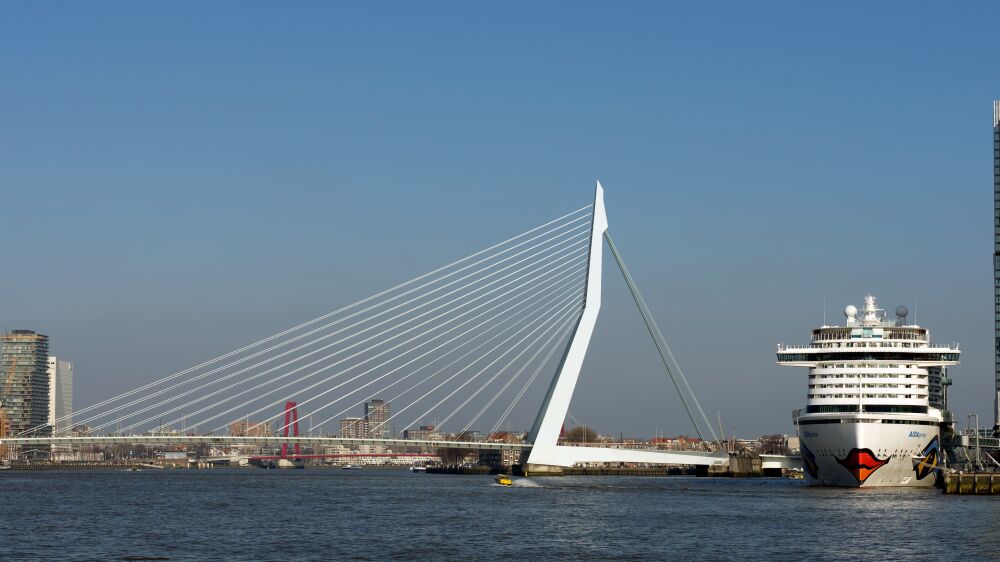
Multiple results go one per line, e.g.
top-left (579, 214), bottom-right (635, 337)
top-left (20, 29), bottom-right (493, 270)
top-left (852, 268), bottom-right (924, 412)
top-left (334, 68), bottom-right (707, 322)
top-left (777, 295), bottom-right (960, 487)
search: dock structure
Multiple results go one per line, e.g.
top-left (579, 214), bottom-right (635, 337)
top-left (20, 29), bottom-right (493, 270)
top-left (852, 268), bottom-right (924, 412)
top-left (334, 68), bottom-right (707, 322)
top-left (942, 472), bottom-right (1000, 495)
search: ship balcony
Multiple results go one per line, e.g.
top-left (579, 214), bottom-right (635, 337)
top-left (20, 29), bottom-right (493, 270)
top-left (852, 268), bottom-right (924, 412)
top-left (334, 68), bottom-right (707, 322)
top-left (809, 366), bottom-right (928, 375)
top-left (777, 342), bottom-right (957, 351)
top-left (808, 382), bottom-right (928, 391)
top-left (776, 346), bottom-right (960, 366)
top-left (806, 395), bottom-right (928, 405)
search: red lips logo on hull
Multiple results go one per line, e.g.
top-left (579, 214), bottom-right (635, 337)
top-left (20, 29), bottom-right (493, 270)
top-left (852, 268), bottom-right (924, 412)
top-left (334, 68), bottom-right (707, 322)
top-left (836, 448), bottom-right (889, 485)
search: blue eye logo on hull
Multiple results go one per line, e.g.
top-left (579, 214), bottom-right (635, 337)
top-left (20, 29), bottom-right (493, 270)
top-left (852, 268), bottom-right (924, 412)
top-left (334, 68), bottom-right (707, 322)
top-left (914, 436), bottom-right (939, 481)
top-left (800, 441), bottom-right (819, 479)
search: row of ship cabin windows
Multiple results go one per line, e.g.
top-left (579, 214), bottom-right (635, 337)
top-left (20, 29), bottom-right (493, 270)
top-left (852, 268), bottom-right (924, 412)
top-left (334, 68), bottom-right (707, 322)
top-left (805, 404), bottom-right (928, 414)
top-left (811, 331), bottom-right (926, 342)
top-left (809, 384), bottom-right (927, 390)
top-left (817, 363), bottom-right (923, 369)
top-left (809, 373), bottom-right (927, 380)
top-left (808, 393), bottom-right (925, 400)
top-left (810, 341), bottom-right (924, 349)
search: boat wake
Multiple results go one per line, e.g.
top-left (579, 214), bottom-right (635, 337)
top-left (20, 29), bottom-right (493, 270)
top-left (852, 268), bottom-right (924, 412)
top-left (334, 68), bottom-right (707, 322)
top-left (511, 478), bottom-right (541, 488)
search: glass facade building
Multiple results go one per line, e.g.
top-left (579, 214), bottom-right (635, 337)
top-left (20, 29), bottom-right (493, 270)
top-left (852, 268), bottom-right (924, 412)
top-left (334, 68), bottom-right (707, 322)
top-left (0, 330), bottom-right (51, 436)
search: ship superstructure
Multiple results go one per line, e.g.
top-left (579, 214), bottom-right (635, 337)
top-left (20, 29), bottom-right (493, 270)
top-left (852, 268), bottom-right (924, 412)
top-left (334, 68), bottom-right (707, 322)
top-left (777, 295), bottom-right (959, 487)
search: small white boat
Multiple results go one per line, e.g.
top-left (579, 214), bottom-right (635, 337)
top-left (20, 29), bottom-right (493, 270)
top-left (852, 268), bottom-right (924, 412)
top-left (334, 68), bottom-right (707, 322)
top-left (410, 465), bottom-right (427, 473)
top-left (341, 464), bottom-right (360, 470)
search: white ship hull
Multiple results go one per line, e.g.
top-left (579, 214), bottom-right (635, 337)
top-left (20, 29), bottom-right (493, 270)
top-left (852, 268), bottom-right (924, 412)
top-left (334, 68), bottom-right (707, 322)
top-left (798, 418), bottom-right (941, 487)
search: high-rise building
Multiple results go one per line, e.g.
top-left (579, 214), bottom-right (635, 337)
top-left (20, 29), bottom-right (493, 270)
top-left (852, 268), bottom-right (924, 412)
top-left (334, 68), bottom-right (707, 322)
top-left (994, 100), bottom-right (1000, 430)
top-left (0, 330), bottom-right (51, 436)
top-left (339, 417), bottom-right (366, 439)
top-left (47, 357), bottom-right (73, 436)
top-left (364, 399), bottom-right (390, 439)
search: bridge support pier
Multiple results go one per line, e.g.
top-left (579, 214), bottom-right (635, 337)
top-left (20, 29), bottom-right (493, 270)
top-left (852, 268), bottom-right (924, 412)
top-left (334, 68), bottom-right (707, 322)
top-left (513, 463), bottom-right (564, 477)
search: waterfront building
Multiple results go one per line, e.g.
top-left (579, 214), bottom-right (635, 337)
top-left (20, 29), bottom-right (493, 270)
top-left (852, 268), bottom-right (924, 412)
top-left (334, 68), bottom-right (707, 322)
top-left (339, 417), bottom-right (366, 439)
top-left (70, 424), bottom-right (91, 436)
top-left (994, 100), bottom-right (1000, 430)
top-left (229, 420), bottom-right (273, 437)
top-left (364, 398), bottom-right (390, 439)
top-left (403, 424), bottom-right (435, 440)
top-left (778, 295), bottom-right (959, 487)
top-left (402, 425), bottom-right (442, 454)
top-left (47, 357), bottom-right (73, 436)
top-left (478, 431), bottom-right (522, 468)
top-left (0, 330), bottom-right (51, 436)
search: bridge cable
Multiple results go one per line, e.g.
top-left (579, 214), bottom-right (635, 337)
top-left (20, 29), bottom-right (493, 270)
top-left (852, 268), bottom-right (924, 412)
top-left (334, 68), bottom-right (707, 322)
top-left (490, 318), bottom-right (577, 435)
top-left (234, 268), bottom-right (588, 436)
top-left (388, 299), bottom-right (584, 436)
top-left (108, 237), bottom-right (589, 434)
top-left (68, 219), bottom-right (590, 433)
top-left (365, 297), bottom-right (585, 438)
top-left (603, 232), bottom-right (718, 442)
top-left (307, 280), bottom-right (586, 435)
top-left (292, 283), bottom-right (582, 434)
top-left (210, 254), bottom-right (589, 436)
top-left (116, 245), bottom-right (590, 436)
top-left (435, 304), bottom-right (583, 430)
top-left (32, 204), bottom-right (592, 435)
top-left (461, 312), bottom-right (579, 435)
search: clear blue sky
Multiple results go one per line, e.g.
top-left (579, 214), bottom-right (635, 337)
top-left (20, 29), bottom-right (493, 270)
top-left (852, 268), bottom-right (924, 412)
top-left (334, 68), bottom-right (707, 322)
top-left (2, 2), bottom-right (999, 437)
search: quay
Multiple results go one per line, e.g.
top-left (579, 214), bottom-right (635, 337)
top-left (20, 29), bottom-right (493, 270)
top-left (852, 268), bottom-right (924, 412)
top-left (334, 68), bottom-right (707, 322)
top-left (942, 472), bottom-right (1000, 495)
top-left (429, 464), bottom-right (700, 476)
top-left (4, 461), bottom-right (151, 471)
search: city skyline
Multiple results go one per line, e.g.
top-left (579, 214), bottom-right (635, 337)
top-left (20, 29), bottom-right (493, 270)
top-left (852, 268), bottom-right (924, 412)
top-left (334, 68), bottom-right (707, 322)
top-left (2, 4), bottom-right (1000, 438)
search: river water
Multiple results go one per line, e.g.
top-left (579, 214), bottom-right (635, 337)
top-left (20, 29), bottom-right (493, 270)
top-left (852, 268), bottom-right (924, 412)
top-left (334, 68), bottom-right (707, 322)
top-left (1, 469), bottom-right (997, 561)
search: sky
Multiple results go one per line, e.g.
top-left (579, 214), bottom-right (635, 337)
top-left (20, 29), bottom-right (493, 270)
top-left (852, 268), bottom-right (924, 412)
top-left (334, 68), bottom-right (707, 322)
top-left (2, 2), bottom-right (999, 438)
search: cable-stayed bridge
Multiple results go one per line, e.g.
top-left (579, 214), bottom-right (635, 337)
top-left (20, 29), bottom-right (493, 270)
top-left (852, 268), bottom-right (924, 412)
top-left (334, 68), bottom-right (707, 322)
top-left (2, 183), bottom-right (738, 473)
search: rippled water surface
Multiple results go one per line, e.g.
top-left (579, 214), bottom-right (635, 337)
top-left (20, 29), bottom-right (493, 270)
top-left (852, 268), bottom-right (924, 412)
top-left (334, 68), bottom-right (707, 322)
top-left (2, 469), bottom-right (998, 561)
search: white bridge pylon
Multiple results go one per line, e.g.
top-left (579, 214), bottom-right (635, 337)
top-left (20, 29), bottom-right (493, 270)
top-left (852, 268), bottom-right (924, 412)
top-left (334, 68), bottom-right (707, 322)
top-left (524, 182), bottom-right (725, 470)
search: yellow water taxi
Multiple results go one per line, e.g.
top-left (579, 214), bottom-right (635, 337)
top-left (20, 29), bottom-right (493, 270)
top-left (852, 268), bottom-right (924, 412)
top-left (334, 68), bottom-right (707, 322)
top-left (494, 474), bottom-right (513, 486)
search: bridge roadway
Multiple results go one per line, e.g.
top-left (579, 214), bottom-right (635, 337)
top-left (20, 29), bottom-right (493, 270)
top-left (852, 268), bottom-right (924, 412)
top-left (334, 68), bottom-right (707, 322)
top-left (1, 436), bottom-right (800, 469)
top-left (0, 435), bottom-right (528, 451)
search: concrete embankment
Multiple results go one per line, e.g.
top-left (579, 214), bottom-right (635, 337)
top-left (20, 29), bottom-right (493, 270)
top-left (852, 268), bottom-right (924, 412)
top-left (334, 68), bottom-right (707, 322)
top-left (427, 465), bottom-right (495, 475)
top-left (430, 465), bottom-right (699, 476)
top-left (697, 453), bottom-right (764, 478)
top-left (942, 472), bottom-right (1000, 495)
top-left (563, 466), bottom-right (697, 476)
top-left (4, 461), bottom-right (147, 471)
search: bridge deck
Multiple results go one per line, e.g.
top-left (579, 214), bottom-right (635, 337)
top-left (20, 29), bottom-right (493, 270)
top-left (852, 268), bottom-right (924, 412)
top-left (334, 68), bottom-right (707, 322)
top-left (0, 436), bottom-right (528, 451)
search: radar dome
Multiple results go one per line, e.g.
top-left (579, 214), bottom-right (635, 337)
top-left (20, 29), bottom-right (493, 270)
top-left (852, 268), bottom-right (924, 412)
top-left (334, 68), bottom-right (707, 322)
top-left (844, 305), bottom-right (858, 318)
top-left (896, 305), bottom-right (909, 318)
